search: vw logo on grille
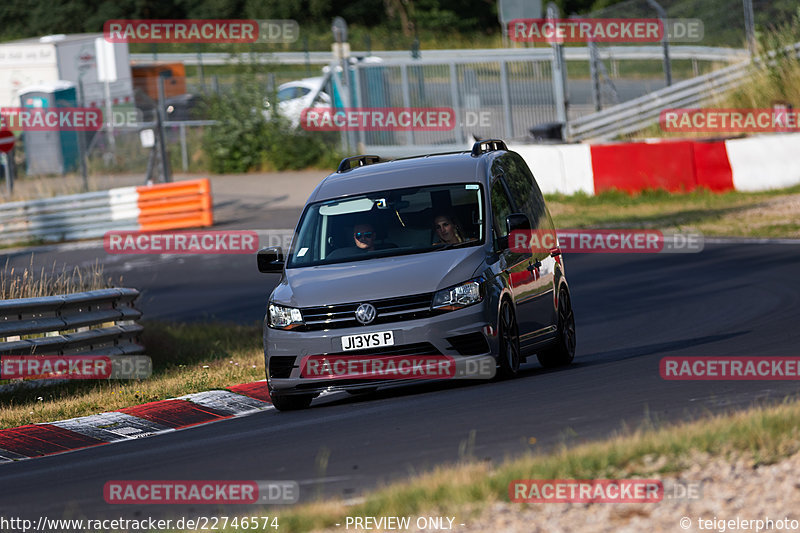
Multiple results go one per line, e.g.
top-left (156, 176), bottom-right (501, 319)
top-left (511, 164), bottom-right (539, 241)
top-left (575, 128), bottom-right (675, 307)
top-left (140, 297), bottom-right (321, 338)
top-left (355, 303), bottom-right (377, 325)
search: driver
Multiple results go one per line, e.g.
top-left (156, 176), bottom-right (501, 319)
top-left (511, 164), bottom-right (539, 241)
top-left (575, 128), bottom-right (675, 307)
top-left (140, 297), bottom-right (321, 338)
top-left (353, 223), bottom-right (377, 251)
top-left (433, 214), bottom-right (464, 245)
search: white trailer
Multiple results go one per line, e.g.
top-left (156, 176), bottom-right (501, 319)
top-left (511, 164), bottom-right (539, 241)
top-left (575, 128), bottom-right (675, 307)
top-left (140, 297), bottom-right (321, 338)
top-left (0, 33), bottom-right (134, 110)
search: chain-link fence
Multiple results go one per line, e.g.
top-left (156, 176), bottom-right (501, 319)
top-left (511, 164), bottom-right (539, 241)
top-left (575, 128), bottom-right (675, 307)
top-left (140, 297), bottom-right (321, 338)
top-left (6, 68), bottom-right (318, 186)
top-left (351, 57), bottom-right (558, 148)
top-left (574, 0), bottom-right (775, 112)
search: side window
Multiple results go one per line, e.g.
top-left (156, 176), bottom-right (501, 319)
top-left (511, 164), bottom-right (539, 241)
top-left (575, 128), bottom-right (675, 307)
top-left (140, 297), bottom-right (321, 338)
top-left (504, 153), bottom-right (546, 229)
top-left (514, 154), bottom-right (556, 251)
top-left (490, 179), bottom-right (513, 238)
top-left (503, 160), bottom-right (533, 211)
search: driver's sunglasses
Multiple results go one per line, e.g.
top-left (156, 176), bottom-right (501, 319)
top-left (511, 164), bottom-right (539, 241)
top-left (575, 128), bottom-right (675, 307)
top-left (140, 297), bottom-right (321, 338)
top-left (354, 231), bottom-right (374, 240)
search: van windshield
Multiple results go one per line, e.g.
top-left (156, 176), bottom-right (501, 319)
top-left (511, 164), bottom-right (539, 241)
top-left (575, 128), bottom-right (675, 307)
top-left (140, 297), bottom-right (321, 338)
top-left (287, 183), bottom-right (485, 268)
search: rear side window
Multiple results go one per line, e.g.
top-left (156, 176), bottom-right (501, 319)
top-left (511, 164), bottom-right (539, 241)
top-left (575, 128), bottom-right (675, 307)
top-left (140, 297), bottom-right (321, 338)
top-left (510, 153), bottom-right (557, 252)
top-left (490, 180), bottom-right (513, 238)
top-left (504, 153), bottom-right (547, 229)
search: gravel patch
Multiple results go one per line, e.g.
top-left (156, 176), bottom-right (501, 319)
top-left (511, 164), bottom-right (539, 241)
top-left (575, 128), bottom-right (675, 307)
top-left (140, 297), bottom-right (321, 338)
top-left (444, 451), bottom-right (800, 533)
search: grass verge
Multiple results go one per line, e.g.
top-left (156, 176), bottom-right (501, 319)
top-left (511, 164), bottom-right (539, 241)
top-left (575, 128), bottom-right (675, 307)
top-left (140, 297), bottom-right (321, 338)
top-left (4, 320), bottom-right (800, 532)
top-left (546, 184), bottom-right (800, 238)
top-left (0, 322), bottom-right (263, 429)
top-left (241, 396), bottom-right (800, 533)
top-left (0, 258), bottom-right (119, 300)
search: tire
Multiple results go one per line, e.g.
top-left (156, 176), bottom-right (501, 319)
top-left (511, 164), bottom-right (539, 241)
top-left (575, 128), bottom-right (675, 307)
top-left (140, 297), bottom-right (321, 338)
top-left (497, 299), bottom-right (521, 378)
top-left (537, 287), bottom-right (576, 368)
top-left (269, 390), bottom-right (314, 411)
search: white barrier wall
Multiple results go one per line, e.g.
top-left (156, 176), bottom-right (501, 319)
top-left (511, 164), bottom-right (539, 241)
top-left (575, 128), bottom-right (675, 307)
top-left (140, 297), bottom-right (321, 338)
top-left (510, 144), bottom-right (595, 195)
top-left (725, 134), bottom-right (800, 192)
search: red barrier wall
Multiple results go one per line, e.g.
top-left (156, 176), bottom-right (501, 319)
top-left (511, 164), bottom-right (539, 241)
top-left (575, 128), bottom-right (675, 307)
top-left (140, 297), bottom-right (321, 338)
top-left (590, 141), bottom-right (697, 193)
top-left (692, 141), bottom-right (734, 192)
top-left (589, 140), bottom-right (733, 193)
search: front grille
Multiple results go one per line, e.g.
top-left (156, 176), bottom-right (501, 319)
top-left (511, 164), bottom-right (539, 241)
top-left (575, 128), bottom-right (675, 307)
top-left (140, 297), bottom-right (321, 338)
top-left (299, 292), bottom-right (434, 331)
top-left (447, 332), bottom-right (490, 355)
top-left (326, 341), bottom-right (441, 357)
top-left (268, 356), bottom-right (296, 379)
top-left (296, 342), bottom-right (443, 386)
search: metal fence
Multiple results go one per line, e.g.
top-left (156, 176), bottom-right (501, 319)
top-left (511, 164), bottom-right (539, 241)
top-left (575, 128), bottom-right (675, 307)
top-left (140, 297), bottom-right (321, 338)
top-left (344, 44), bottom-right (746, 152)
top-left (351, 57), bottom-right (558, 148)
top-left (579, 0), bottom-right (772, 113)
top-left (0, 288), bottom-right (143, 356)
top-left (1, 42), bottom-right (758, 182)
top-left (566, 60), bottom-right (752, 140)
top-left (568, 41), bottom-right (800, 141)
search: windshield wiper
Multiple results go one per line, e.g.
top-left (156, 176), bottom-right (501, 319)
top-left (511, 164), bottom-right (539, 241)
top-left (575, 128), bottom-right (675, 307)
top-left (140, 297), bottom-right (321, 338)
top-left (434, 240), bottom-right (477, 251)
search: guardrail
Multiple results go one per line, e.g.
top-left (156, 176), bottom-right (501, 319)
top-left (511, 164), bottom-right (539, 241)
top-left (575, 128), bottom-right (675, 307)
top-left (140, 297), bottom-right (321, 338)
top-left (0, 179), bottom-right (213, 246)
top-left (566, 60), bottom-right (752, 141)
top-left (0, 289), bottom-right (143, 356)
top-left (130, 45), bottom-right (747, 66)
top-left (567, 42), bottom-right (800, 141)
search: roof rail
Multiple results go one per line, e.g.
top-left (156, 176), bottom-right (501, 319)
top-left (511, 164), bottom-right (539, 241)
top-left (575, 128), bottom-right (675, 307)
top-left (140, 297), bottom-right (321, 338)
top-left (470, 139), bottom-right (507, 157)
top-left (337, 155), bottom-right (382, 173)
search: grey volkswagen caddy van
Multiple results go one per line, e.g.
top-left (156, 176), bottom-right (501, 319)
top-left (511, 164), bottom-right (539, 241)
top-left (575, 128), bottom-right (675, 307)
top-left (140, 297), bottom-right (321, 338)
top-left (258, 140), bottom-right (576, 410)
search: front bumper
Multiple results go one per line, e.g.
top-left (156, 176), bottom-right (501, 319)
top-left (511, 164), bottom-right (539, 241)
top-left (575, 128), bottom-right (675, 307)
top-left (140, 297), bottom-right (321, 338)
top-left (264, 303), bottom-right (495, 395)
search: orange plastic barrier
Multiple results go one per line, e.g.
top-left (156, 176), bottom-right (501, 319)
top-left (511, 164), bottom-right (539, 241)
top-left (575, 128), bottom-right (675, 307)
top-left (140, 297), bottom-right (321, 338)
top-left (136, 179), bottom-right (213, 232)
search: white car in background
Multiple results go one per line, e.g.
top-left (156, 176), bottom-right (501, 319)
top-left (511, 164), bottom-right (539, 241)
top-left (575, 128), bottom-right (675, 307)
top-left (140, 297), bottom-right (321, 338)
top-left (264, 77), bottom-right (331, 129)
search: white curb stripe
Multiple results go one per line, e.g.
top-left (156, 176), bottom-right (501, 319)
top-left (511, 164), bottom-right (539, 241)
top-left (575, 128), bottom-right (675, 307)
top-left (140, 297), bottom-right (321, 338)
top-left (50, 412), bottom-right (174, 442)
top-left (177, 390), bottom-right (273, 416)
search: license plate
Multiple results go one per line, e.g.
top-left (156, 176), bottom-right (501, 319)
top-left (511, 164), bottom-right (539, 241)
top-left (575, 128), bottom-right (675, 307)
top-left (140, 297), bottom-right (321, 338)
top-left (340, 331), bottom-right (394, 351)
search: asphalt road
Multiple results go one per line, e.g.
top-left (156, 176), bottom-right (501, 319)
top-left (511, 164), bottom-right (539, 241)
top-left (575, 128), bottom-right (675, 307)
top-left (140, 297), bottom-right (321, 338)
top-left (1, 241), bottom-right (800, 522)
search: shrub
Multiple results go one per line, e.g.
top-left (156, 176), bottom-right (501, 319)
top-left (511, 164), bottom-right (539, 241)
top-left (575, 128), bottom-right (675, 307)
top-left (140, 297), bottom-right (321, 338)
top-left (201, 70), bottom-right (341, 173)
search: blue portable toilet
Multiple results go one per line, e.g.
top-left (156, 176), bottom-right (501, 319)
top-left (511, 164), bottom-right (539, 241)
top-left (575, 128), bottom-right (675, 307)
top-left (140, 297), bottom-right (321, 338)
top-left (19, 81), bottom-right (81, 175)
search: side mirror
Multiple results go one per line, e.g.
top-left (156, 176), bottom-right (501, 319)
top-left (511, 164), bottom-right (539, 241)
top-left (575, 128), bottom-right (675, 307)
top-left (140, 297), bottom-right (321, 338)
top-left (257, 246), bottom-right (285, 273)
top-left (506, 213), bottom-right (531, 233)
top-left (497, 213), bottom-right (531, 251)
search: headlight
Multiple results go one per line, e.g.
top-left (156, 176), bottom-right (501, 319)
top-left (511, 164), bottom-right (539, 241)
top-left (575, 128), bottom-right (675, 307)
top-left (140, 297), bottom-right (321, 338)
top-left (268, 303), bottom-right (304, 330)
top-left (432, 279), bottom-right (483, 311)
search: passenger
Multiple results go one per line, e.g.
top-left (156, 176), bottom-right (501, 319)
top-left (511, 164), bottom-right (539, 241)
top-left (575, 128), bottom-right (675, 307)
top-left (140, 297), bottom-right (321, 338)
top-left (353, 223), bottom-right (376, 251)
top-left (433, 214), bottom-right (464, 245)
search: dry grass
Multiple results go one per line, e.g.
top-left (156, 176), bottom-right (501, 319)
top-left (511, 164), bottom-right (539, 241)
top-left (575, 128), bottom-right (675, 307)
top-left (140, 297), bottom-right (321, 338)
top-left (625, 18), bottom-right (800, 143)
top-left (0, 322), bottom-right (263, 429)
top-left (4, 319), bottom-right (800, 532)
top-left (202, 395), bottom-right (800, 533)
top-left (0, 350), bottom-right (264, 429)
top-left (723, 18), bottom-right (800, 110)
top-left (0, 256), bottom-right (118, 299)
top-left (0, 173), bottom-right (149, 203)
top-left (545, 186), bottom-right (800, 238)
